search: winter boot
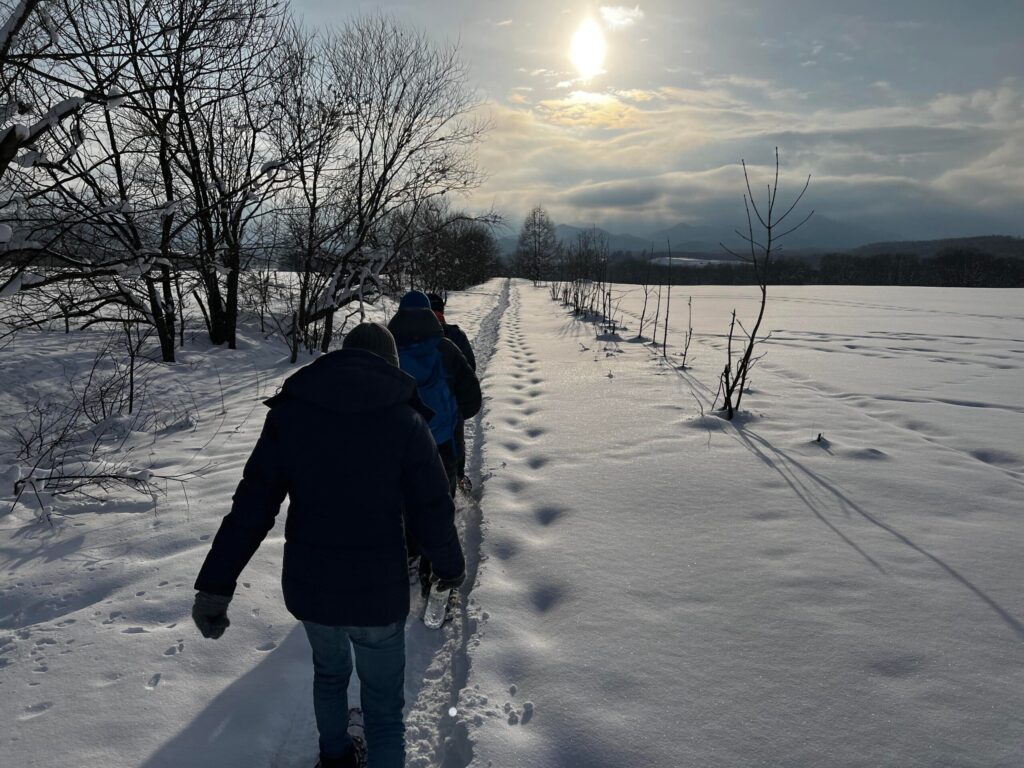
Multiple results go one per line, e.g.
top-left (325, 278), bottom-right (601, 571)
top-left (314, 736), bottom-right (366, 768)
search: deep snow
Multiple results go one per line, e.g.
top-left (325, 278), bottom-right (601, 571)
top-left (2, 279), bottom-right (1022, 767)
top-left (460, 282), bottom-right (1023, 768)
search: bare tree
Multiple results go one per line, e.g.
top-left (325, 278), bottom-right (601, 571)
top-left (267, 15), bottom-right (488, 360)
top-left (265, 25), bottom-right (356, 359)
top-left (1, 0), bottom-right (291, 359)
top-left (561, 225), bottom-right (607, 317)
top-left (716, 148), bottom-right (812, 419)
top-left (166, 0), bottom-right (290, 350)
top-left (634, 249), bottom-right (654, 340)
top-left (651, 265), bottom-right (662, 350)
top-left (1, 0), bottom-right (172, 352)
top-left (0, 0), bottom-right (142, 181)
top-left (3, 6), bottom-right (488, 366)
top-left (515, 205), bottom-right (557, 286)
top-left (392, 199), bottom-right (501, 293)
top-left (661, 240), bottom-right (673, 358)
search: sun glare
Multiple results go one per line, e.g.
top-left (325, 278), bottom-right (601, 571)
top-left (570, 18), bottom-right (606, 80)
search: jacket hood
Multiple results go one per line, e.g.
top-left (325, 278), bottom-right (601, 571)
top-left (265, 348), bottom-right (430, 417)
top-left (388, 307), bottom-right (443, 347)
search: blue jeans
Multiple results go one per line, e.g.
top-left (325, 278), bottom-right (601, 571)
top-left (302, 619), bottom-right (406, 768)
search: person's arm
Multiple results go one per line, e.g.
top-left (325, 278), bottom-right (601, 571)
top-left (441, 338), bottom-right (482, 420)
top-left (401, 415), bottom-right (465, 581)
top-left (449, 325), bottom-right (476, 371)
top-left (194, 411), bottom-right (289, 597)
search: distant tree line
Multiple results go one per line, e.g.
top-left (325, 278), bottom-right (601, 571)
top-left (602, 247), bottom-right (1024, 288)
top-left (503, 204), bottom-right (1022, 289)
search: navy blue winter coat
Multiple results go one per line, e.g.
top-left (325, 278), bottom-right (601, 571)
top-left (388, 308), bottom-right (481, 422)
top-left (194, 349), bottom-right (465, 627)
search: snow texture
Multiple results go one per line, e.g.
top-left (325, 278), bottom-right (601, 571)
top-left (1, 280), bottom-right (1022, 768)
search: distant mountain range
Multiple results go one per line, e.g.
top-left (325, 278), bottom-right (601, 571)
top-left (497, 219), bottom-right (1023, 262)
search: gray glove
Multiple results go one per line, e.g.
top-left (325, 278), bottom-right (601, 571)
top-left (192, 591), bottom-right (232, 639)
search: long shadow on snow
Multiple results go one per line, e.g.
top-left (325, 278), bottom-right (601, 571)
top-left (733, 424), bottom-right (1024, 640)
top-left (140, 624), bottom-right (314, 768)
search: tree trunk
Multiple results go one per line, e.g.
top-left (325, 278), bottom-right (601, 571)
top-left (144, 275), bottom-right (176, 363)
top-left (320, 308), bottom-right (335, 353)
top-left (226, 265), bottom-right (239, 350)
top-left (289, 311), bottom-right (300, 365)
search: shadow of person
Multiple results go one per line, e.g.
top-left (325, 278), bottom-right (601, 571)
top-left (140, 624), bottom-right (316, 768)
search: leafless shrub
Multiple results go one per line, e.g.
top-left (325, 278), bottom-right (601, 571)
top-left (715, 148), bottom-right (812, 419)
top-left (634, 252), bottom-right (654, 341)
top-left (2, 327), bottom-right (197, 522)
top-left (680, 296), bottom-right (693, 369)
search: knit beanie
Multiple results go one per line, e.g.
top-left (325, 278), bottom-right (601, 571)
top-left (427, 293), bottom-right (445, 314)
top-left (398, 290), bottom-right (432, 310)
top-left (342, 322), bottom-right (399, 367)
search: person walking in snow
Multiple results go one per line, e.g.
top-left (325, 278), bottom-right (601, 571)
top-left (191, 322), bottom-right (465, 768)
top-left (388, 290), bottom-right (481, 497)
top-left (388, 291), bottom-right (480, 597)
top-left (427, 292), bottom-right (476, 371)
top-left (427, 292), bottom-right (476, 490)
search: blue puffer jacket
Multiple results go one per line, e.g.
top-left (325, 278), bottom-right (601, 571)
top-left (194, 349), bottom-right (465, 627)
top-left (388, 307), bottom-right (482, 421)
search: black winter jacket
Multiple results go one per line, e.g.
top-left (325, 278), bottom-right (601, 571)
top-left (443, 323), bottom-right (476, 372)
top-left (388, 308), bottom-right (482, 423)
top-left (194, 349), bottom-right (465, 627)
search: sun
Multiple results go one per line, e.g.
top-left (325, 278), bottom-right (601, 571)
top-left (570, 18), bottom-right (606, 80)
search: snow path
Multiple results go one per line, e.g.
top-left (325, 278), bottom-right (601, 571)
top-left (4, 281), bottom-right (1022, 767)
top-left (0, 283), bottom-right (509, 767)
top-left (402, 279), bottom-right (510, 768)
top-left (454, 282), bottom-right (1024, 768)
top-left (256, 280), bottom-right (511, 768)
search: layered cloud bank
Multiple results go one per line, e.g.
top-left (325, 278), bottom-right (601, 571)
top-left (290, 0), bottom-right (1024, 239)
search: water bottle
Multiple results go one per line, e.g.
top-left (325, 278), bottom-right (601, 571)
top-left (423, 582), bottom-right (452, 629)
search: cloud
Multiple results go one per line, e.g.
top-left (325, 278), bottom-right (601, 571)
top-left (519, 68), bottom-right (556, 78)
top-left (700, 74), bottom-right (808, 105)
top-left (562, 178), bottom-right (666, 209)
top-left (935, 134), bottom-right (1024, 209)
top-left (535, 91), bottom-right (644, 130)
top-left (613, 89), bottom-right (666, 103)
top-left (466, 78), bottom-right (1024, 239)
top-left (600, 5), bottom-right (644, 30)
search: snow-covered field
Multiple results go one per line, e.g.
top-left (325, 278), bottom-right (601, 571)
top-left (2, 279), bottom-right (1022, 767)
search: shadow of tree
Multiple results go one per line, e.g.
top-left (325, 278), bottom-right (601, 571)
top-left (733, 424), bottom-right (1024, 640)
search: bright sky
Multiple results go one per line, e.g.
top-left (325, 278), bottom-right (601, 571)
top-left (291, 0), bottom-right (1024, 239)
